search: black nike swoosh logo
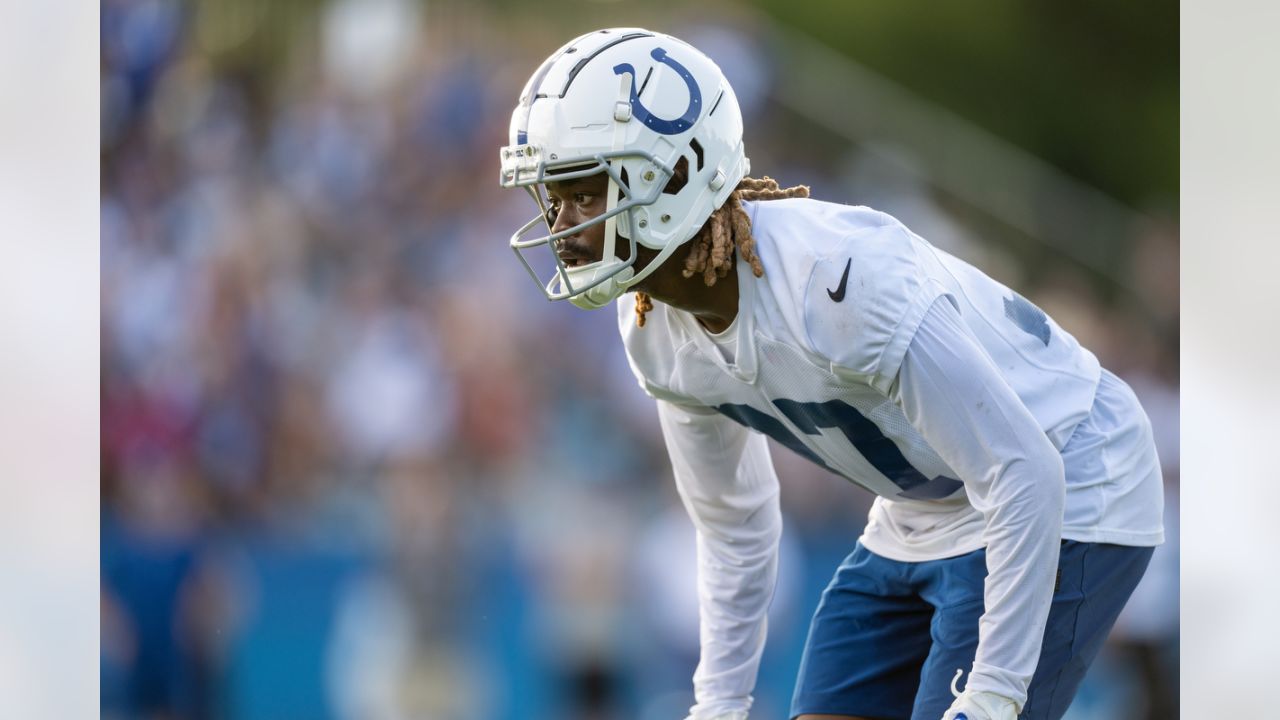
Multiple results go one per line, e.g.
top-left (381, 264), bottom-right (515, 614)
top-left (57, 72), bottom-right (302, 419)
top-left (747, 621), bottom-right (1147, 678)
top-left (827, 258), bottom-right (851, 302)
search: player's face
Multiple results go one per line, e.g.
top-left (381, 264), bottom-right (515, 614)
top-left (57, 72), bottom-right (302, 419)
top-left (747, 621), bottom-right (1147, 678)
top-left (545, 173), bottom-right (628, 267)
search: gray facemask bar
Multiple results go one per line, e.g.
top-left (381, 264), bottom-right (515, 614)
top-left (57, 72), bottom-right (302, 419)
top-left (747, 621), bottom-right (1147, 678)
top-left (505, 148), bottom-right (674, 302)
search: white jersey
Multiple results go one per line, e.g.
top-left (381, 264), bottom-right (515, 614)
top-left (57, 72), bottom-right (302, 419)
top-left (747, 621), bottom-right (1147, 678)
top-left (617, 198), bottom-right (1164, 716)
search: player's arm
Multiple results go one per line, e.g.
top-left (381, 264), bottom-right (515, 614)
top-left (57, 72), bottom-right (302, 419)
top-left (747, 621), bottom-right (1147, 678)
top-left (891, 298), bottom-right (1065, 718)
top-left (656, 399), bottom-right (782, 720)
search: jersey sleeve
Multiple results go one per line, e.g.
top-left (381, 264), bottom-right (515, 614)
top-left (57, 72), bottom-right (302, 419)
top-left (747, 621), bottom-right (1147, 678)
top-left (802, 224), bottom-right (953, 394)
top-left (656, 400), bottom-right (782, 719)
top-left (894, 298), bottom-right (1066, 711)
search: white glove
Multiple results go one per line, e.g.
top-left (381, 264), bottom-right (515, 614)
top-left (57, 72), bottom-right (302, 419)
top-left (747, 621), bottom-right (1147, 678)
top-left (683, 712), bottom-right (748, 720)
top-left (941, 669), bottom-right (1019, 720)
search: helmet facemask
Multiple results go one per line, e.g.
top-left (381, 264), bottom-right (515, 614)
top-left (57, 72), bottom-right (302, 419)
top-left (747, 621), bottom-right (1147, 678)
top-left (503, 148), bottom-right (674, 309)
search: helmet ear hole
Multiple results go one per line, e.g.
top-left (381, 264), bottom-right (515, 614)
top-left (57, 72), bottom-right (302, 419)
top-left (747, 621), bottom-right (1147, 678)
top-left (690, 138), bottom-right (704, 172)
top-left (662, 156), bottom-right (690, 195)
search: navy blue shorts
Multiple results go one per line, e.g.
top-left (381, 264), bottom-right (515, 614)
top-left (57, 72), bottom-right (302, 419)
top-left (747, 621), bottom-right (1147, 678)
top-left (789, 540), bottom-right (1153, 720)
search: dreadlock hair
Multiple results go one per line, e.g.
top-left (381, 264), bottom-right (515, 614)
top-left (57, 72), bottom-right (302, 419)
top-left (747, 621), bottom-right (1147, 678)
top-left (634, 169), bottom-right (810, 327)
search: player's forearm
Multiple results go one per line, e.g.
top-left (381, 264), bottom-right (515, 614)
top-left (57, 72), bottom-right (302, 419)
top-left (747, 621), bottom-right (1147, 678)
top-left (680, 460), bottom-right (781, 714)
top-left (657, 401), bottom-right (783, 716)
top-left (688, 514), bottom-right (779, 717)
top-left (966, 450), bottom-right (1065, 707)
top-left (893, 301), bottom-right (1068, 709)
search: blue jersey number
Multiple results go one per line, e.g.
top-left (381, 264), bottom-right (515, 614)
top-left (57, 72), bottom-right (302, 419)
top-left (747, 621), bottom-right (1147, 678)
top-left (715, 399), bottom-right (962, 500)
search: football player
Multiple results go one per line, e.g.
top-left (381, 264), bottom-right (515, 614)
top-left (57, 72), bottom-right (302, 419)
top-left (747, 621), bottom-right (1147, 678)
top-left (499, 28), bottom-right (1163, 720)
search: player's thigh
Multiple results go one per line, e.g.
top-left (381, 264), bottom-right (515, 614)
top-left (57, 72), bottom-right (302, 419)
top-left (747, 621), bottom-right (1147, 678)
top-left (790, 543), bottom-right (933, 720)
top-left (1020, 541), bottom-right (1154, 719)
top-left (910, 541), bottom-right (1154, 720)
top-left (907, 548), bottom-right (988, 720)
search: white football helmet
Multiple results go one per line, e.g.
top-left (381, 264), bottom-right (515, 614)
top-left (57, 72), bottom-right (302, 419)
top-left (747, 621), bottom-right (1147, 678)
top-left (500, 28), bottom-right (749, 309)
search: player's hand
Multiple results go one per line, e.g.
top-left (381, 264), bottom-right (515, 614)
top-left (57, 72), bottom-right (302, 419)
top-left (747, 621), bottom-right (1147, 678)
top-left (941, 669), bottom-right (1018, 720)
top-left (941, 690), bottom-right (1017, 720)
top-left (682, 712), bottom-right (748, 720)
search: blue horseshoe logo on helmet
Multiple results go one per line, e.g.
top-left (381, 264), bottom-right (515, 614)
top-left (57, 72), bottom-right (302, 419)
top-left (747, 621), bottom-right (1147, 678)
top-left (613, 48), bottom-right (702, 135)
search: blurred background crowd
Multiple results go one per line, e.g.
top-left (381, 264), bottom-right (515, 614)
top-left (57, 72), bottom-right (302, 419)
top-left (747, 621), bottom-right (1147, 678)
top-left (99, 1), bottom-right (1178, 718)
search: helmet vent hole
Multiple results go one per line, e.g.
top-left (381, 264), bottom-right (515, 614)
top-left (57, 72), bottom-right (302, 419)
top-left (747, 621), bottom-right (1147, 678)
top-left (560, 32), bottom-right (653, 95)
top-left (638, 66), bottom-right (654, 97)
top-left (662, 157), bottom-right (690, 195)
top-left (708, 90), bottom-right (725, 117)
top-left (690, 138), bottom-right (705, 172)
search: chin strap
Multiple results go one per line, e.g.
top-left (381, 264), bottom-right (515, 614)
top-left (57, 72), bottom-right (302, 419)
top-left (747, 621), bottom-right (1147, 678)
top-left (563, 68), bottom-right (720, 306)
top-left (561, 71), bottom-right (635, 310)
top-left (601, 84), bottom-right (622, 271)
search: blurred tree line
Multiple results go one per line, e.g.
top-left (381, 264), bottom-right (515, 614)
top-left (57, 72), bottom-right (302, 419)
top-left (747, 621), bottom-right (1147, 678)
top-left (153, 0), bottom-right (1177, 213)
top-left (753, 0), bottom-right (1178, 212)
